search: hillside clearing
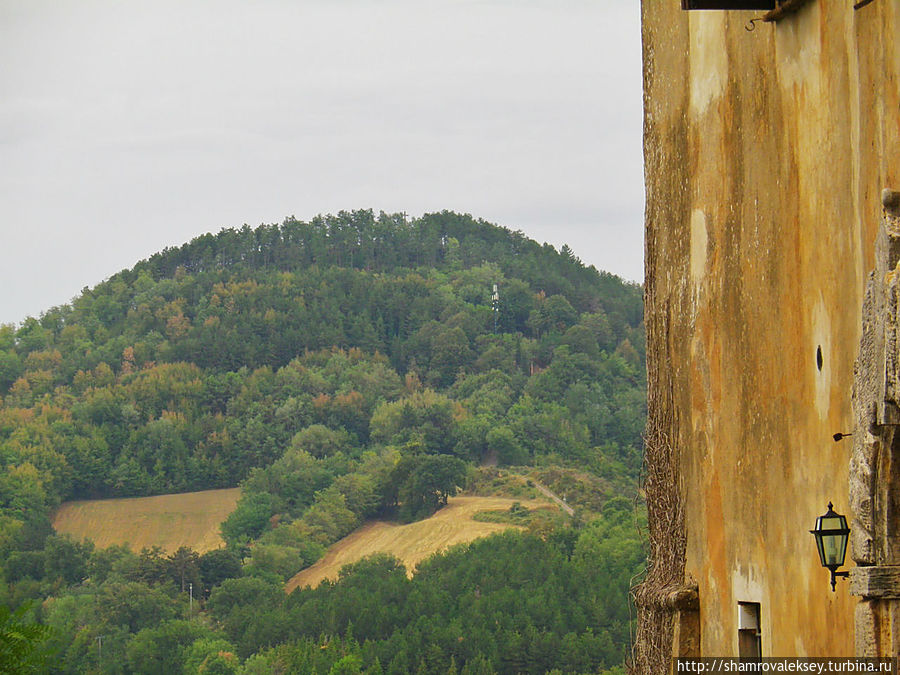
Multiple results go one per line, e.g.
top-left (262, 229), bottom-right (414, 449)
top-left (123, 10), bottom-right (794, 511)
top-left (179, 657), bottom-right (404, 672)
top-left (285, 495), bottom-right (557, 593)
top-left (52, 487), bottom-right (241, 554)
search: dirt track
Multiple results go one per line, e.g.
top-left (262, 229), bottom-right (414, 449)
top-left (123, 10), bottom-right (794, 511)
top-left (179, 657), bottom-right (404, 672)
top-left (532, 482), bottom-right (575, 516)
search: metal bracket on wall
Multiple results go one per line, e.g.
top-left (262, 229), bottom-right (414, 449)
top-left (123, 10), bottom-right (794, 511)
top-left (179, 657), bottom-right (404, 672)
top-left (760, 0), bottom-right (813, 22)
top-left (745, 0), bottom-right (813, 30)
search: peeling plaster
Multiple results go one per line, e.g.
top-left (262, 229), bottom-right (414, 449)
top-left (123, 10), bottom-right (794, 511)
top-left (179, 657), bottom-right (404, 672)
top-left (688, 13), bottom-right (728, 118)
top-left (690, 209), bottom-right (709, 286)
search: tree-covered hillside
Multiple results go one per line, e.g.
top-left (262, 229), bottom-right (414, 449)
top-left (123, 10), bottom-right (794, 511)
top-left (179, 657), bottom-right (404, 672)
top-left (1, 210), bottom-right (643, 507)
top-left (0, 210), bottom-right (646, 674)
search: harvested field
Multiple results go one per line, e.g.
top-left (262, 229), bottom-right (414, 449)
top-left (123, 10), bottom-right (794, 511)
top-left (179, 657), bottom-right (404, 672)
top-left (285, 495), bottom-right (556, 593)
top-left (52, 487), bottom-right (241, 554)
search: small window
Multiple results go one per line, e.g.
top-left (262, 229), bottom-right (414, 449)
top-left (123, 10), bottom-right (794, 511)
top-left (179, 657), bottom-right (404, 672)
top-left (737, 602), bottom-right (762, 658)
top-left (682, 1), bottom-right (775, 8)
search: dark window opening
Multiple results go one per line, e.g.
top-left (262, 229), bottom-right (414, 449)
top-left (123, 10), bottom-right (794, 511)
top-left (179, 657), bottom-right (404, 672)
top-left (816, 346), bottom-right (823, 371)
top-left (682, 1), bottom-right (776, 9)
top-left (738, 602), bottom-right (762, 659)
top-left (683, 0), bottom-right (815, 23)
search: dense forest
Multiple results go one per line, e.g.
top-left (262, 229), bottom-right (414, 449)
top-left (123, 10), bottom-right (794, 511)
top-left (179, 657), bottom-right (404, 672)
top-left (0, 210), bottom-right (646, 674)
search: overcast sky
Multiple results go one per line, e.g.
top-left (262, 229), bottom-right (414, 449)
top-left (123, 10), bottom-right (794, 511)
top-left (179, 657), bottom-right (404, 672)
top-left (0, 0), bottom-right (644, 327)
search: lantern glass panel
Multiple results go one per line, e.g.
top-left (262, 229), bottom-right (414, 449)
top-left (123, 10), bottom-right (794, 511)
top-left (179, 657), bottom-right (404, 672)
top-left (814, 533), bottom-right (827, 567)
top-left (821, 533), bottom-right (845, 566)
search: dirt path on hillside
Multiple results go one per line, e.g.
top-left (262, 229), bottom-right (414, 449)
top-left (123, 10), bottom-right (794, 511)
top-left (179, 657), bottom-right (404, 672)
top-left (531, 482), bottom-right (575, 516)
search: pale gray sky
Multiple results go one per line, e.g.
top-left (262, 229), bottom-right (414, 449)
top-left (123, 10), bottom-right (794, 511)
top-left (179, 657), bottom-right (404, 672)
top-left (0, 0), bottom-right (644, 326)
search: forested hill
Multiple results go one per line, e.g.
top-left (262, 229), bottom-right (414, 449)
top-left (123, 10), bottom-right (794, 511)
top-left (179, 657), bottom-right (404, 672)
top-left (87, 209), bottom-right (640, 373)
top-left (0, 210), bottom-right (644, 504)
top-left (0, 210), bottom-right (646, 674)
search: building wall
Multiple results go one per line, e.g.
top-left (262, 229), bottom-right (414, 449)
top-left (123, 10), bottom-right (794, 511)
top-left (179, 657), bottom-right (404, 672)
top-left (639, 0), bottom-right (900, 665)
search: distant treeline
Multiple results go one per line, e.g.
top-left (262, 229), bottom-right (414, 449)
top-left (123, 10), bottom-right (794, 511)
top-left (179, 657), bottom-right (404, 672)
top-left (132, 210), bottom-right (639, 320)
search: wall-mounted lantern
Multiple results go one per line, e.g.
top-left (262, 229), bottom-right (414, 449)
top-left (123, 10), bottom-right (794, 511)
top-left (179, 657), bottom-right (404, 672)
top-left (809, 502), bottom-right (850, 591)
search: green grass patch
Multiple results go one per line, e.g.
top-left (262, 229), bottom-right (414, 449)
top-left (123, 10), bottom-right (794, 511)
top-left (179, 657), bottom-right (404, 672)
top-left (465, 466), bottom-right (540, 499)
top-left (472, 502), bottom-right (569, 531)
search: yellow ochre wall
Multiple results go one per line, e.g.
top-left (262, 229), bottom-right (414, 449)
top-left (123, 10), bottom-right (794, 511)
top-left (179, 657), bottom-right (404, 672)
top-left (641, 0), bottom-right (900, 660)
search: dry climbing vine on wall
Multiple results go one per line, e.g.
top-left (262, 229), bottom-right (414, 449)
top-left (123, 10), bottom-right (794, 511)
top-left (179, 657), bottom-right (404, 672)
top-left (630, 244), bottom-right (687, 674)
top-left (632, 378), bottom-right (685, 673)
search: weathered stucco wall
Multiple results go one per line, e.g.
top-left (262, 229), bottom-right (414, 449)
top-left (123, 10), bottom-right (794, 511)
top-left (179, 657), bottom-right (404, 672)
top-left (638, 0), bottom-right (900, 667)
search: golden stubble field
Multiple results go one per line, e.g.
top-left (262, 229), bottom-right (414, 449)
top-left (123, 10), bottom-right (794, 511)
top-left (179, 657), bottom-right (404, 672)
top-left (285, 495), bottom-right (556, 593)
top-left (52, 487), bottom-right (241, 554)
top-left (52, 490), bottom-right (556, 591)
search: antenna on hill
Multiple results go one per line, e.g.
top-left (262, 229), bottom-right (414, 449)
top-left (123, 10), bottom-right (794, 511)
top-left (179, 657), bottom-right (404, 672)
top-left (492, 283), bottom-right (500, 332)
